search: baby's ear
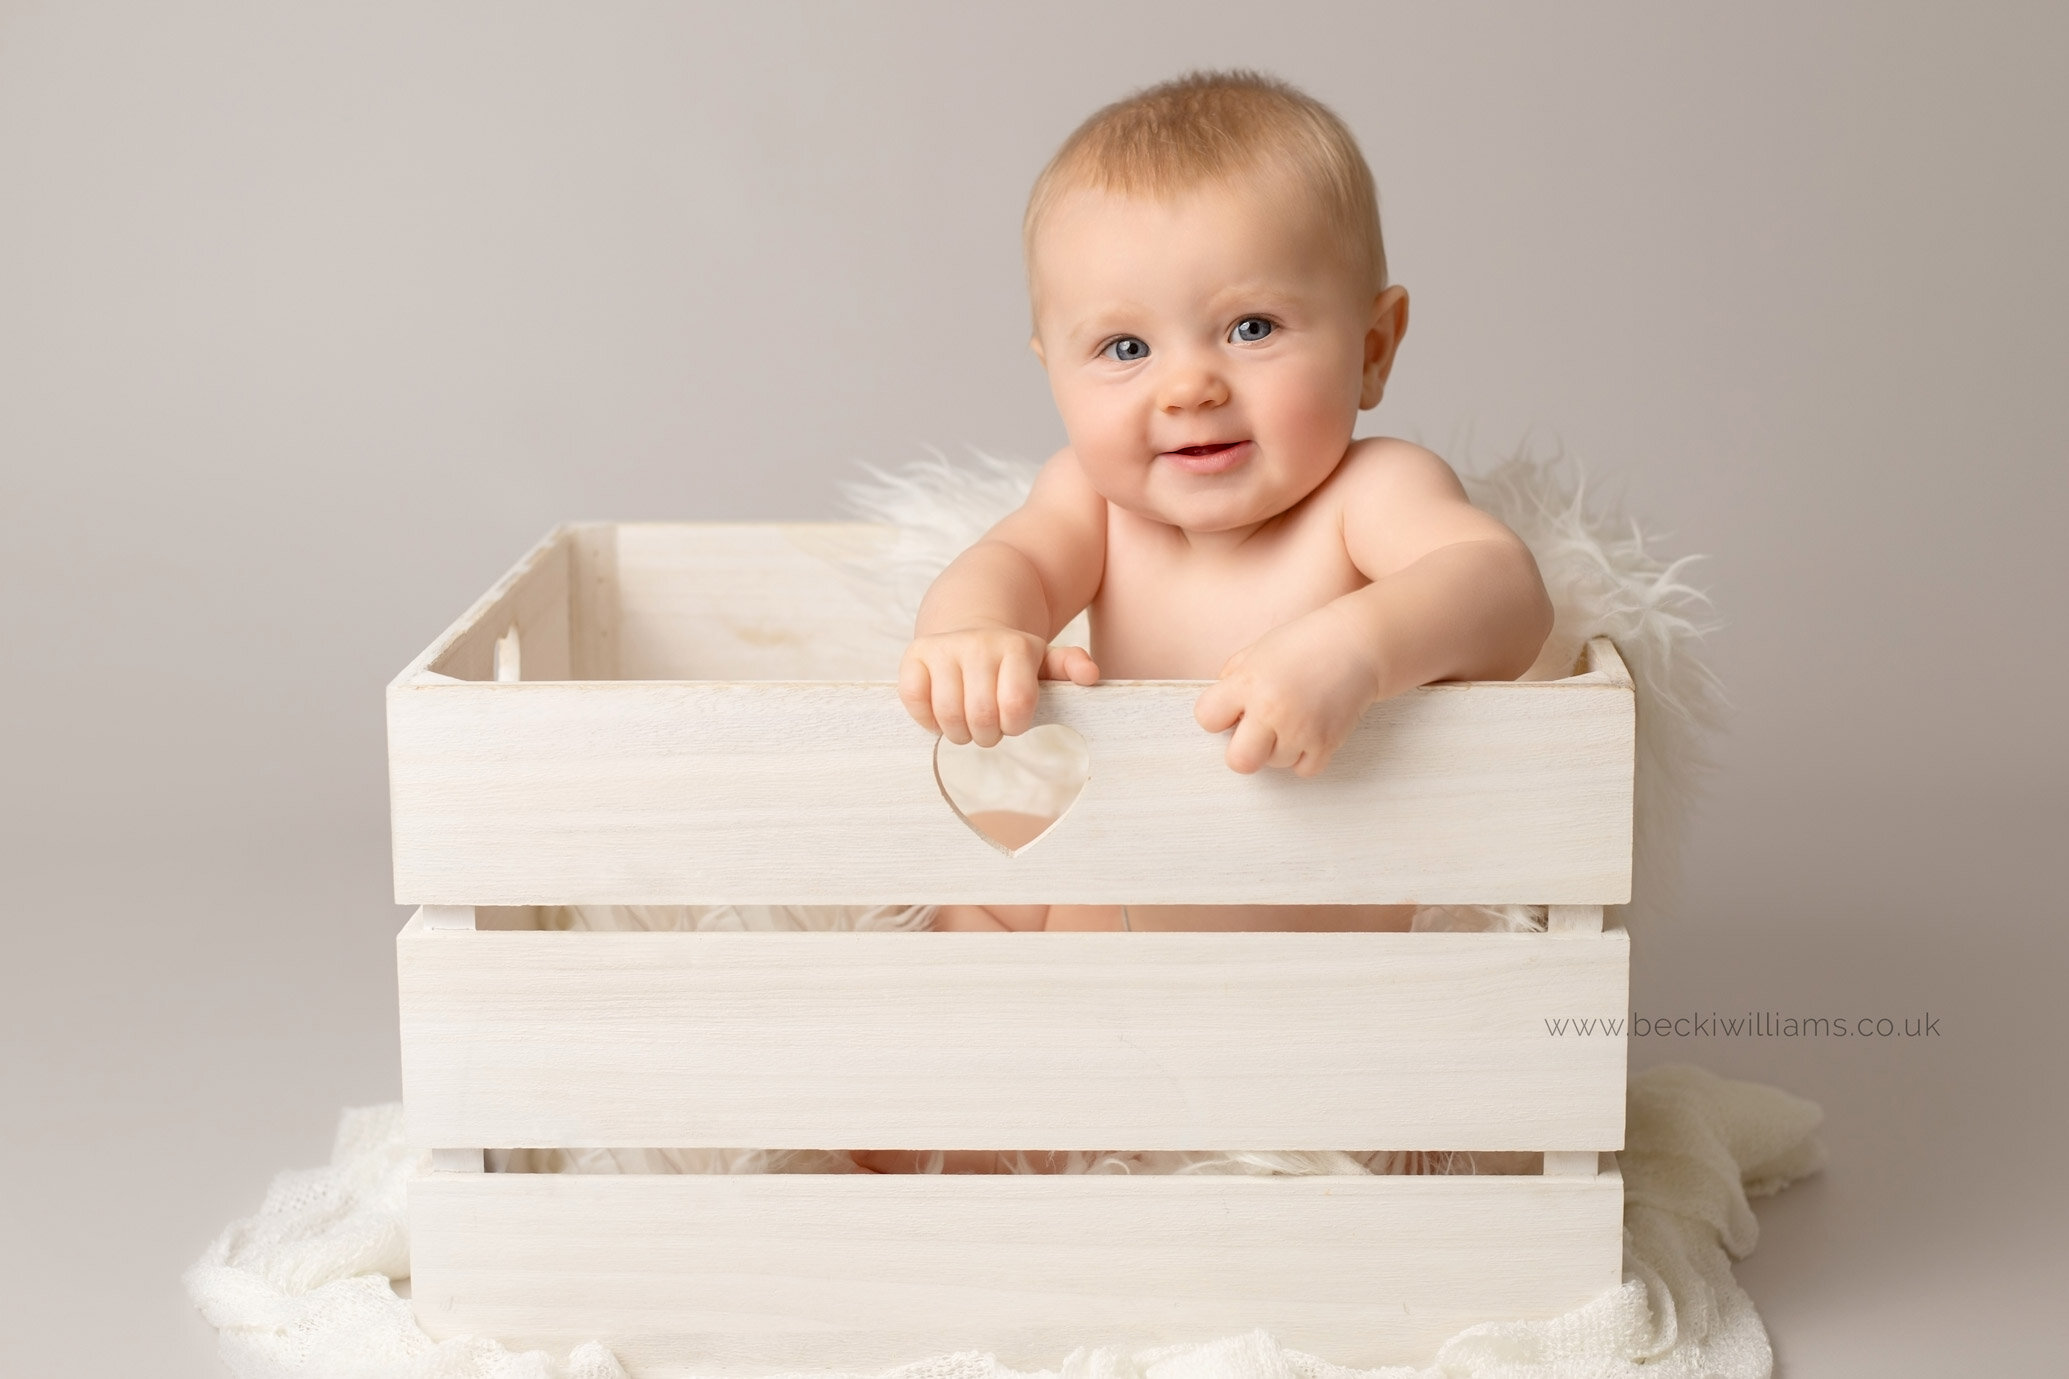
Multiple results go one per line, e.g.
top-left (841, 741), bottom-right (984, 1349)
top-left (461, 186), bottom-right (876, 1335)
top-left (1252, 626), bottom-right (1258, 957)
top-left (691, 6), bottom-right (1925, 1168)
top-left (1359, 286), bottom-right (1410, 410)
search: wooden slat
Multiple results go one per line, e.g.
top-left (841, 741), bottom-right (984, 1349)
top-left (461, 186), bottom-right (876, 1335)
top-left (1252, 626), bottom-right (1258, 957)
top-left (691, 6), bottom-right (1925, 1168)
top-left (388, 668), bottom-right (1633, 907)
top-left (409, 1167), bottom-right (1625, 1374)
top-left (564, 521), bottom-right (620, 680)
top-left (388, 525), bottom-right (1634, 905)
top-left (400, 527), bottom-right (574, 684)
top-left (397, 923), bottom-right (1629, 1151)
top-left (1579, 636), bottom-right (1632, 687)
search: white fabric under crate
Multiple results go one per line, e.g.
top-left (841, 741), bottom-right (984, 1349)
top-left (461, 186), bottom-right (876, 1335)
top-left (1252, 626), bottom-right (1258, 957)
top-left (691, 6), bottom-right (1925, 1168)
top-left (186, 1064), bottom-right (1826, 1379)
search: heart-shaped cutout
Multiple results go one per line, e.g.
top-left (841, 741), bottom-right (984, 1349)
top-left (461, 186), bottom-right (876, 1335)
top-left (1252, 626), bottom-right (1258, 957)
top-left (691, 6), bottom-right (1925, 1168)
top-left (934, 723), bottom-right (1091, 855)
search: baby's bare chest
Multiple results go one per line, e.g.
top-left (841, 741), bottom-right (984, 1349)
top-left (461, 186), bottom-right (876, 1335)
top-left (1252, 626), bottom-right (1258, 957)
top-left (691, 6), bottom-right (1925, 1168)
top-left (1089, 511), bottom-right (1367, 679)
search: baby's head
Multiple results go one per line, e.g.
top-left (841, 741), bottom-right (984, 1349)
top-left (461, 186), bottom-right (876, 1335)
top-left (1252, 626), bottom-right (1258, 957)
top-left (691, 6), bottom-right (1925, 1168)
top-left (1024, 71), bottom-right (1408, 535)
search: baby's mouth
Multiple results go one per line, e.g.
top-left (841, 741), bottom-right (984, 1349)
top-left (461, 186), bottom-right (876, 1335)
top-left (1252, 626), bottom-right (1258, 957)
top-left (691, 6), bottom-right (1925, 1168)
top-left (1160, 439), bottom-right (1253, 474)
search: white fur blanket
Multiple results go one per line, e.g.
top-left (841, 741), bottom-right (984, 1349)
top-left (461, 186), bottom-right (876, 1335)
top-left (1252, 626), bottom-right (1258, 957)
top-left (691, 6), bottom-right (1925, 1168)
top-left (186, 451), bottom-right (1816, 1378)
top-left (186, 1065), bottom-right (1825, 1379)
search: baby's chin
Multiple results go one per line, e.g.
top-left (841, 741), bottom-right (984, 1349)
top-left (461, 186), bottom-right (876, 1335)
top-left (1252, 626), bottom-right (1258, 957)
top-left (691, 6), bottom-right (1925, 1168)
top-left (1075, 442), bottom-right (1341, 534)
top-left (1106, 481), bottom-right (1307, 535)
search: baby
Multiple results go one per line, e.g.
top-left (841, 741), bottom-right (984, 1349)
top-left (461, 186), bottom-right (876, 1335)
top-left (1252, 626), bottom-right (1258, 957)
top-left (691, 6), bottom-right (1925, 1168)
top-left (902, 71), bottom-right (1554, 937)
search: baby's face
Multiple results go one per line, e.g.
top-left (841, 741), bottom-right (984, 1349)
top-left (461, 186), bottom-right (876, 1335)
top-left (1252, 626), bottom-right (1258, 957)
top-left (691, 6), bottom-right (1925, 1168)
top-left (1029, 172), bottom-right (1398, 536)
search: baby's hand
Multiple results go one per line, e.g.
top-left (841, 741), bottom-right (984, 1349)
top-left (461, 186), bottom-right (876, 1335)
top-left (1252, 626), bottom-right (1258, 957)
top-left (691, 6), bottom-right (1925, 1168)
top-left (1193, 604), bottom-right (1382, 777)
top-left (899, 625), bottom-right (1100, 747)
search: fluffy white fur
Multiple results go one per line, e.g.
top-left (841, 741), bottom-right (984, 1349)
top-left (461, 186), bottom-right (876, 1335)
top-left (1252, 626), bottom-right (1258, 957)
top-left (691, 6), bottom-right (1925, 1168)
top-left (1455, 452), bottom-right (1728, 929)
top-left (189, 1066), bottom-right (1825, 1379)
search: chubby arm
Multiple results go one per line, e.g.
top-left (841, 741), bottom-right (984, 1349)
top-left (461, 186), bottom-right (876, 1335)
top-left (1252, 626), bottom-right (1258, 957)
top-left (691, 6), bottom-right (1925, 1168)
top-left (898, 450), bottom-right (1107, 745)
top-left (1332, 441), bottom-right (1553, 697)
top-left (1195, 441), bottom-right (1553, 775)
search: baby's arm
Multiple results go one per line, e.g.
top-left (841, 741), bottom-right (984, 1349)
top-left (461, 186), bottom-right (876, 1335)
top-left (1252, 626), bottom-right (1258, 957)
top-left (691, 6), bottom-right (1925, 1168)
top-left (898, 451), bottom-right (1107, 746)
top-left (1195, 441), bottom-right (1553, 775)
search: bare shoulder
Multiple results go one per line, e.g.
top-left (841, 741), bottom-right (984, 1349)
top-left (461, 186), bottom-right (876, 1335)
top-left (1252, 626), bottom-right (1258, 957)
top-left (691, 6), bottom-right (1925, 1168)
top-left (1332, 436), bottom-right (1469, 503)
top-left (1025, 447), bottom-right (1107, 515)
top-left (1333, 438), bottom-right (1520, 579)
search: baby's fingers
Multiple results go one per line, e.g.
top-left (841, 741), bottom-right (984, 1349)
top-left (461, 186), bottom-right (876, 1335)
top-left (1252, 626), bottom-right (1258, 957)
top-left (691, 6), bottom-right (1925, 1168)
top-left (963, 659), bottom-right (1005, 747)
top-left (898, 655), bottom-right (940, 734)
top-left (929, 660), bottom-right (971, 744)
top-left (1290, 725), bottom-right (1351, 778)
top-left (1224, 714), bottom-right (1277, 775)
top-left (996, 646), bottom-right (1040, 737)
top-left (1041, 644), bottom-right (1100, 685)
top-left (1194, 679), bottom-right (1242, 733)
top-left (1265, 732), bottom-right (1307, 771)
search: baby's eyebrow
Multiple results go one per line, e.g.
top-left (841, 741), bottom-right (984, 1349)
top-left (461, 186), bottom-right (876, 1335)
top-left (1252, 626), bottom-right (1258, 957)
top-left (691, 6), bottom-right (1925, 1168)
top-left (1207, 283), bottom-right (1305, 313)
top-left (1059, 312), bottom-right (1148, 348)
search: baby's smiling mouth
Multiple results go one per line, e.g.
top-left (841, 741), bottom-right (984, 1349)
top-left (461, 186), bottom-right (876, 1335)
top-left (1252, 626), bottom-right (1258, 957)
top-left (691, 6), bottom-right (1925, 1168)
top-left (1160, 439), bottom-right (1253, 474)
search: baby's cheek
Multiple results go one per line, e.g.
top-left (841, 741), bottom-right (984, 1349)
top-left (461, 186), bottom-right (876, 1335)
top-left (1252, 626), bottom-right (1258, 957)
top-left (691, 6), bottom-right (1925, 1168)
top-left (1285, 389), bottom-right (1357, 461)
top-left (1070, 416), bottom-right (1150, 498)
top-left (1264, 357), bottom-right (1360, 452)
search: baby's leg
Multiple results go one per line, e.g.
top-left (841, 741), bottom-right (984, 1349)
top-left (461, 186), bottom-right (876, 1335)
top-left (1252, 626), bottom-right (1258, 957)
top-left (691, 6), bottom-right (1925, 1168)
top-left (1102, 904), bottom-right (1416, 931)
top-left (931, 903), bottom-right (1048, 931)
top-left (850, 1148), bottom-right (1076, 1173)
top-left (935, 810), bottom-right (1122, 931)
top-left (932, 903), bottom-right (1128, 930)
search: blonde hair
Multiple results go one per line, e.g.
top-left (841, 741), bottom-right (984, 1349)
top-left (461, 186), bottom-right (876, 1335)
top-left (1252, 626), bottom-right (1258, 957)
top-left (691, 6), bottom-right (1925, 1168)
top-left (1025, 70), bottom-right (1387, 293)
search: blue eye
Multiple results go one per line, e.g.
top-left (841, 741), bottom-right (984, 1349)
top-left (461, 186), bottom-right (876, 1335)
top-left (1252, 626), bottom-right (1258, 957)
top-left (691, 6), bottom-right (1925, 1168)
top-left (1102, 336), bottom-right (1149, 362)
top-left (1230, 316), bottom-right (1274, 343)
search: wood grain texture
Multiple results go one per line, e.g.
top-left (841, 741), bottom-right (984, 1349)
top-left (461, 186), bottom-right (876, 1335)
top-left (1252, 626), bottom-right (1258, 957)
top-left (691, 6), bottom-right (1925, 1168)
top-left (565, 521), bottom-right (620, 680)
top-left (388, 525), bottom-right (1633, 905)
top-left (388, 666), bottom-right (1633, 907)
top-left (397, 921), bottom-right (1629, 1151)
top-left (408, 1166), bottom-right (1626, 1374)
top-left (612, 522), bottom-right (906, 680)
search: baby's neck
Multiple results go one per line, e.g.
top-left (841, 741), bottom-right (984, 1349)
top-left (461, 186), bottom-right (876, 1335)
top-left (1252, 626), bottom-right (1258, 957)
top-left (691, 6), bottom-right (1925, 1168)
top-left (1122, 506), bottom-right (1284, 561)
top-left (1175, 521), bottom-right (1271, 558)
top-left (1104, 466), bottom-right (1338, 561)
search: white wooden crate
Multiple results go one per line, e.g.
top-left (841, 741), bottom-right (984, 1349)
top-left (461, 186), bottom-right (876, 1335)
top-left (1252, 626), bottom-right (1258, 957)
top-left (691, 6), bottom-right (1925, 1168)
top-left (390, 523), bottom-right (1634, 1375)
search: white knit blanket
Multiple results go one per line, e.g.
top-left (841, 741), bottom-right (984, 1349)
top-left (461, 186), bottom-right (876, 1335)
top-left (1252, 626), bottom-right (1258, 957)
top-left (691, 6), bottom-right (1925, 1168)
top-left (187, 452), bottom-right (1822, 1376)
top-left (185, 1065), bottom-right (1825, 1379)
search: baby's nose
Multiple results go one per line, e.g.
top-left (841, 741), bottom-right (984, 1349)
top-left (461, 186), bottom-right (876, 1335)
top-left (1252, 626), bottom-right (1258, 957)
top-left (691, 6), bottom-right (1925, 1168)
top-left (1157, 363), bottom-right (1230, 411)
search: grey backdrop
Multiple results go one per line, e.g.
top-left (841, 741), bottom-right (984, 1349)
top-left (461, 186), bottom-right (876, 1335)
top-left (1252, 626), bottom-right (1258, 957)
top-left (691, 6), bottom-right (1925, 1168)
top-left (3, 2), bottom-right (2063, 1372)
